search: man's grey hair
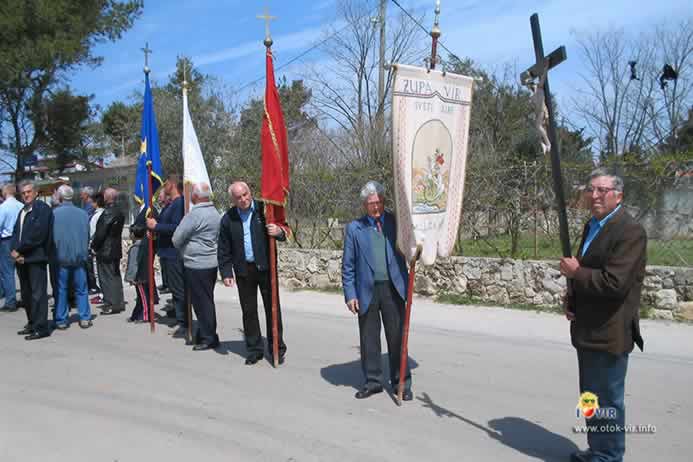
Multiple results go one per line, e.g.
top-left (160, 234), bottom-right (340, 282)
top-left (81, 186), bottom-right (94, 196)
top-left (589, 168), bottom-right (624, 192)
top-left (2, 183), bottom-right (16, 196)
top-left (192, 182), bottom-right (211, 199)
top-left (58, 184), bottom-right (74, 202)
top-left (18, 179), bottom-right (34, 191)
top-left (360, 181), bottom-right (385, 202)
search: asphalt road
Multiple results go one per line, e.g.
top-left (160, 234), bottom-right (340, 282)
top-left (1, 285), bottom-right (691, 461)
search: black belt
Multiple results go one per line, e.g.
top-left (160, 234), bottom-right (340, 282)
top-left (0, 236), bottom-right (12, 240)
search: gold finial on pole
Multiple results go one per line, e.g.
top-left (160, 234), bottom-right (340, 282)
top-left (141, 42), bottom-right (153, 74)
top-left (432, 0), bottom-right (441, 39)
top-left (428, 1), bottom-right (441, 70)
top-left (182, 58), bottom-right (189, 91)
top-left (257, 6), bottom-right (277, 48)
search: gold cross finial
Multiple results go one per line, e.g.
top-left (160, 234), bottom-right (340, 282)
top-left (257, 7), bottom-right (277, 47)
top-left (182, 58), bottom-right (189, 90)
top-left (141, 42), bottom-right (153, 74)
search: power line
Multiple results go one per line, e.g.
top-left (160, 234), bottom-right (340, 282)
top-left (389, 0), bottom-right (461, 62)
top-left (233, 4), bottom-right (381, 96)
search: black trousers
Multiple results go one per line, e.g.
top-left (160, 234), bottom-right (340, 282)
top-left (163, 255), bottom-right (186, 327)
top-left (86, 256), bottom-right (99, 291)
top-left (97, 259), bottom-right (124, 310)
top-left (130, 280), bottom-right (158, 321)
top-left (184, 267), bottom-right (218, 345)
top-left (17, 262), bottom-right (49, 334)
top-left (159, 256), bottom-right (169, 288)
top-left (49, 258), bottom-right (59, 299)
top-left (236, 262), bottom-right (286, 358)
top-left (358, 281), bottom-right (411, 391)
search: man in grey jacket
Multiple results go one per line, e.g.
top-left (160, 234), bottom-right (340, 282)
top-left (172, 183), bottom-right (221, 351)
top-left (52, 185), bottom-right (92, 329)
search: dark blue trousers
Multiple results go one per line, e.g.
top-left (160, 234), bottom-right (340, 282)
top-left (577, 348), bottom-right (629, 462)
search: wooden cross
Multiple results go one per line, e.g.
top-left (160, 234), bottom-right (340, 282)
top-left (257, 7), bottom-right (277, 46)
top-left (520, 13), bottom-right (572, 258)
top-left (141, 42), bottom-right (153, 73)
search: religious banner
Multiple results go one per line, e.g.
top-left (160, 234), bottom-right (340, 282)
top-left (391, 64), bottom-right (474, 266)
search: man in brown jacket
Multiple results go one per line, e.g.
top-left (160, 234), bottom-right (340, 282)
top-left (560, 168), bottom-right (647, 462)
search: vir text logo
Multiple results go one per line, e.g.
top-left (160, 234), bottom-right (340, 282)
top-left (575, 392), bottom-right (617, 420)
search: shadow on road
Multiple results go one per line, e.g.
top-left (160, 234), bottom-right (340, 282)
top-left (215, 340), bottom-right (248, 358)
top-left (418, 392), bottom-right (578, 462)
top-left (320, 354), bottom-right (419, 391)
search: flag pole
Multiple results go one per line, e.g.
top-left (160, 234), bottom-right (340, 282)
top-left (142, 43), bottom-right (156, 334)
top-left (259, 8), bottom-right (280, 368)
top-left (147, 162), bottom-right (156, 333)
top-left (183, 181), bottom-right (193, 344)
top-left (182, 69), bottom-right (194, 345)
top-left (266, 204), bottom-right (280, 368)
top-left (397, 1), bottom-right (441, 406)
top-left (397, 245), bottom-right (421, 405)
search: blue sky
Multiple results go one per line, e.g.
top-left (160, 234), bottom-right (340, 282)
top-left (70, 0), bottom-right (692, 112)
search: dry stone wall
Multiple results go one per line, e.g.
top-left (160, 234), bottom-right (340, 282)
top-left (275, 249), bottom-right (693, 317)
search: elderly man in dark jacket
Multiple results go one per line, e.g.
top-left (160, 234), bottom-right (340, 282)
top-left (11, 180), bottom-right (54, 340)
top-left (52, 185), bottom-right (92, 329)
top-left (561, 168), bottom-right (647, 462)
top-left (147, 177), bottom-right (185, 334)
top-left (91, 188), bottom-right (126, 315)
top-left (218, 181), bottom-right (288, 365)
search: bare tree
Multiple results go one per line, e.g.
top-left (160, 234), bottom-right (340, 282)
top-left (305, 0), bottom-right (425, 174)
top-left (572, 18), bottom-right (693, 157)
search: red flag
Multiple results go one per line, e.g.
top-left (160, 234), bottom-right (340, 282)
top-left (260, 47), bottom-right (290, 225)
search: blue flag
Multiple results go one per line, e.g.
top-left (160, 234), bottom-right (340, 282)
top-left (134, 73), bottom-right (164, 208)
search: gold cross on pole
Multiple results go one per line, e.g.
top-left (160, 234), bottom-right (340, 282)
top-left (182, 58), bottom-right (189, 89)
top-left (141, 42), bottom-right (153, 74)
top-left (257, 7), bottom-right (277, 47)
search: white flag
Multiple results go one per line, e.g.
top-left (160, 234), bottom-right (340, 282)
top-left (182, 89), bottom-right (210, 187)
top-left (391, 64), bottom-right (474, 266)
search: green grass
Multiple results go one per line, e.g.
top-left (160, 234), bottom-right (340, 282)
top-left (457, 234), bottom-right (693, 267)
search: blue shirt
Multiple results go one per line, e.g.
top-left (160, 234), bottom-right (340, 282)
top-left (83, 202), bottom-right (95, 219)
top-left (0, 197), bottom-right (24, 239)
top-left (238, 201), bottom-right (256, 262)
top-left (581, 204), bottom-right (622, 257)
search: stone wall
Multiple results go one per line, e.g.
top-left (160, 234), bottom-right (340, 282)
top-left (276, 249), bottom-right (693, 317)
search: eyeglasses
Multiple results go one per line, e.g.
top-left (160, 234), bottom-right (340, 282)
top-left (585, 186), bottom-right (618, 195)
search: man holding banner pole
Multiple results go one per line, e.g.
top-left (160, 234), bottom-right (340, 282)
top-left (342, 181), bottom-right (412, 401)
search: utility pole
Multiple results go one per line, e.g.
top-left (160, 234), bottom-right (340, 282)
top-left (377, 0), bottom-right (387, 135)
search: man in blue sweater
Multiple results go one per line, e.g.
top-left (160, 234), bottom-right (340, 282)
top-left (53, 185), bottom-right (92, 329)
top-left (147, 176), bottom-right (186, 336)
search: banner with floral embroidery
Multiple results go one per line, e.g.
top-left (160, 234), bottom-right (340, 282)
top-left (391, 64), bottom-right (474, 265)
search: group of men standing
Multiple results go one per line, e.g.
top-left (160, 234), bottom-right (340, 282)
top-left (1, 168), bottom-right (647, 461)
top-left (128, 176), bottom-right (289, 362)
top-left (0, 180), bottom-right (128, 339)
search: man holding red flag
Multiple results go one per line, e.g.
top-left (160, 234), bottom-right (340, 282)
top-left (218, 182), bottom-right (288, 365)
top-left (235, 26), bottom-right (290, 367)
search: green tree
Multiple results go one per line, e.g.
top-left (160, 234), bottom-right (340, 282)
top-left (41, 88), bottom-right (92, 171)
top-left (101, 101), bottom-right (140, 158)
top-left (0, 0), bottom-right (142, 178)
